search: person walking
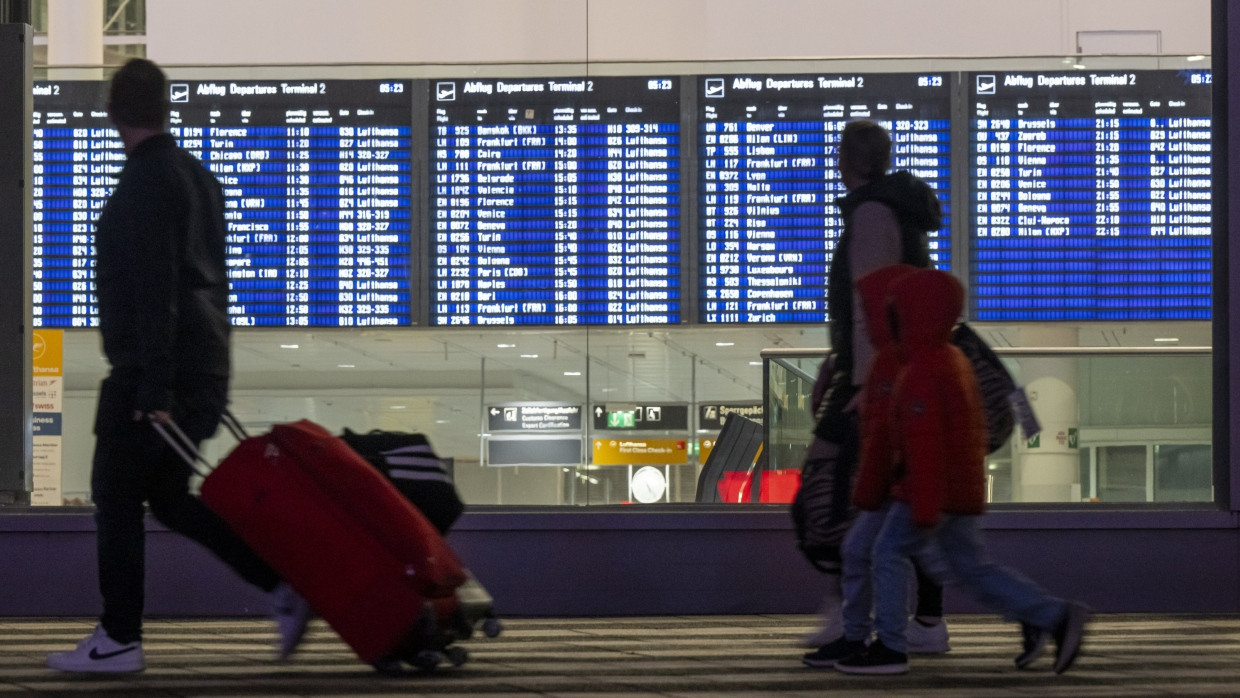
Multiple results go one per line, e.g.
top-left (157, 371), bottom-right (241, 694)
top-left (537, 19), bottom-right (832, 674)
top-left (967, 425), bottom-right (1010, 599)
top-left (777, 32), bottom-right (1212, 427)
top-left (46, 58), bottom-right (311, 674)
top-left (834, 268), bottom-right (1090, 675)
top-left (802, 120), bottom-right (948, 666)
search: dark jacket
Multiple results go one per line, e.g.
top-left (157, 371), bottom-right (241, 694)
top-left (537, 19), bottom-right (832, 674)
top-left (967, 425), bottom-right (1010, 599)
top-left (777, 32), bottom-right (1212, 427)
top-left (95, 133), bottom-right (231, 413)
top-left (885, 269), bottom-right (989, 527)
top-left (826, 170), bottom-right (939, 377)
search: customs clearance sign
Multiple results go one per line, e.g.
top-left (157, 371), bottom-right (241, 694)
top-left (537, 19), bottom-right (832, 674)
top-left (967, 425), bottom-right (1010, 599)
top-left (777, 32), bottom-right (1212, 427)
top-left (487, 403), bottom-right (583, 432)
top-left (31, 330), bottom-right (63, 506)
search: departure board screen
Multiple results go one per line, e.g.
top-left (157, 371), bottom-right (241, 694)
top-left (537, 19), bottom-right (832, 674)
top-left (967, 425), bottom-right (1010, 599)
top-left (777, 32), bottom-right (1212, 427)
top-left (32, 79), bottom-right (414, 328)
top-left (970, 69), bottom-right (1213, 320)
top-left (430, 76), bottom-right (681, 326)
top-left (698, 73), bottom-right (951, 324)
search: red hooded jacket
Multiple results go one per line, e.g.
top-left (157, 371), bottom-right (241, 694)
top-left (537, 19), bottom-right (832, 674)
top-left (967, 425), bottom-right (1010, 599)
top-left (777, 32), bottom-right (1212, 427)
top-left (851, 264), bottom-right (917, 511)
top-left (867, 268), bottom-right (989, 527)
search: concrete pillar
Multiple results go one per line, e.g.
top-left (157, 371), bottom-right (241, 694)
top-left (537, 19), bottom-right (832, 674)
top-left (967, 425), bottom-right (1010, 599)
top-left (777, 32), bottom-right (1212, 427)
top-left (1012, 326), bottom-right (1081, 503)
top-left (46, 0), bottom-right (102, 77)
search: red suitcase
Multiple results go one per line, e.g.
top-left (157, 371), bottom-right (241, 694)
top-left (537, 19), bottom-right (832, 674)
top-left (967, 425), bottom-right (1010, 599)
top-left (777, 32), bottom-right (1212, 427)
top-left (160, 417), bottom-right (467, 666)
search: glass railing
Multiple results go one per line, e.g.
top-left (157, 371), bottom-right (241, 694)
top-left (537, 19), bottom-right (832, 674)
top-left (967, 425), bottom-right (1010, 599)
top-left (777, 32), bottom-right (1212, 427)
top-left (762, 345), bottom-right (1213, 505)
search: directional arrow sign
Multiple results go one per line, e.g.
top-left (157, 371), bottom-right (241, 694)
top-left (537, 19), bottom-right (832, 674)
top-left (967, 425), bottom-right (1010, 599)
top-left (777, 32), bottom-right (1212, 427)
top-left (487, 403), bottom-right (582, 432)
top-left (593, 403), bottom-right (688, 431)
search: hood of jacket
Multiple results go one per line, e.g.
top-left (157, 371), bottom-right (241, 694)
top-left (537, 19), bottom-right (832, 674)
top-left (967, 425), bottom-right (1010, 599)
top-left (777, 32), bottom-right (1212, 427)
top-left (837, 170), bottom-right (942, 234)
top-left (855, 264), bottom-right (918, 351)
top-left (889, 268), bottom-right (963, 355)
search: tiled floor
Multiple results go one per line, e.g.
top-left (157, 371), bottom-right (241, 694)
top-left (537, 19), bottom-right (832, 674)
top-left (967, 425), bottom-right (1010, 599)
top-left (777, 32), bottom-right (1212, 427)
top-left (7, 614), bottom-right (1240, 696)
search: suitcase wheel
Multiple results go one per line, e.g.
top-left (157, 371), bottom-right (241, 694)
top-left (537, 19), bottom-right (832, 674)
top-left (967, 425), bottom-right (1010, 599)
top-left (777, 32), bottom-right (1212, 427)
top-left (482, 616), bottom-right (503, 638)
top-left (445, 646), bottom-right (468, 667)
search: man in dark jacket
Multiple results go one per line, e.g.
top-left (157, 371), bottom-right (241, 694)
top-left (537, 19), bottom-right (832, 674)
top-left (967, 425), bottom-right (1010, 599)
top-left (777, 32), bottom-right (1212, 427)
top-left (46, 59), bottom-right (309, 674)
top-left (803, 120), bottom-right (948, 667)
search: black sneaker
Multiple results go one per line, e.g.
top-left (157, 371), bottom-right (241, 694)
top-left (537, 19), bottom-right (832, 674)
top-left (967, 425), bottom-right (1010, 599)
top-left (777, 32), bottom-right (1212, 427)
top-left (802, 636), bottom-right (865, 668)
top-left (1052, 602), bottom-right (1091, 674)
top-left (1014, 622), bottom-right (1049, 669)
top-left (834, 639), bottom-right (909, 675)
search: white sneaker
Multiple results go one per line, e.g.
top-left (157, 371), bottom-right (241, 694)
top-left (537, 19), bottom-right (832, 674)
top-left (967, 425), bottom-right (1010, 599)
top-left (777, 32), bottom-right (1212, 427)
top-left (801, 625), bottom-right (841, 648)
top-left (800, 584), bottom-right (844, 647)
top-left (906, 617), bottom-right (950, 654)
top-left (46, 625), bottom-right (145, 673)
top-left (272, 582), bottom-right (313, 661)
top-left (800, 604), bottom-right (844, 647)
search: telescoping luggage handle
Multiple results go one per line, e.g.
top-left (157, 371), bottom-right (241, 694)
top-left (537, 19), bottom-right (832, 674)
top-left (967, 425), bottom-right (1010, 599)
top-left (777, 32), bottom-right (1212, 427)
top-left (149, 409), bottom-right (249, 478)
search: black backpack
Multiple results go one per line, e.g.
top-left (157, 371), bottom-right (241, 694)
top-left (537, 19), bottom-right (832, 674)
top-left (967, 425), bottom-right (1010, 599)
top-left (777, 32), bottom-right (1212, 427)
top-left (951, 323), bottom-right (1023, 453)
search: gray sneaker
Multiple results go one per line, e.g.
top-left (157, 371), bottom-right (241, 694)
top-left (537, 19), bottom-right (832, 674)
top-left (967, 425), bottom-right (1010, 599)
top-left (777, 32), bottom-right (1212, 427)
top-left (272, 582), bottom-right (313, 661)
top-left (906, 617), bottom-right (950, 654)
top-left (1052, 602), bottom-right (1091, 674)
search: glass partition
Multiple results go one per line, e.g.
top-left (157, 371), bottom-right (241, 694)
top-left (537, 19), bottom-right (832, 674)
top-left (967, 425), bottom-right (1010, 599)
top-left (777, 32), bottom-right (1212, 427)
top-left (30, 54), bottom-right (1214, 508)
top-left (764, 344), bottom-right (1213, 505)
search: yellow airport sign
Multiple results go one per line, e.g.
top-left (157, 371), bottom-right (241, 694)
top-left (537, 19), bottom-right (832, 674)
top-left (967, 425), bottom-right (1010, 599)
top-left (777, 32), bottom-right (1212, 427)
top-left (593, 438), bottom-right (689, 466)
top-left (699, 438), bottom-right (716, 462)
top-left (32, 330), bottom-right (62, 377)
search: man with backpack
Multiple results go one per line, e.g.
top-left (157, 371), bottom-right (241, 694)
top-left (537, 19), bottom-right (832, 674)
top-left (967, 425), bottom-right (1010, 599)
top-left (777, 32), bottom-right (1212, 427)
top-left (800, 120), bottom-right (949, 666)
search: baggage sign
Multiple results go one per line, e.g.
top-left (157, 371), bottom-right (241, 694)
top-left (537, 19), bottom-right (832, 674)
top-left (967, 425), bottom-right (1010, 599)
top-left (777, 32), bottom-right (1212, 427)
top-left (698, 401), bottom-right (763, 431)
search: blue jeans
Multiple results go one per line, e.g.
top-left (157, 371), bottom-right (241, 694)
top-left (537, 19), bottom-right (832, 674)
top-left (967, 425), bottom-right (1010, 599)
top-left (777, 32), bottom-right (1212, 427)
top-left (839, 502), bottom-right (890, 643)
top-left (842, 501), bottom-right (938, 646)
top-left (871, 501), bottom-right (1068, 653)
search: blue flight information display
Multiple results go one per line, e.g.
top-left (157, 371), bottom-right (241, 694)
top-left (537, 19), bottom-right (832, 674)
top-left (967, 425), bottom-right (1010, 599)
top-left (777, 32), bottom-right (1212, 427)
top-left (31, 79), bottom-right (414, 328)
top-left (430, 76), bottom-right (681, 325)
top-left (698, 73), bottom-right (951, 324)
top-left (969, 69), bottom-right (1213, 320)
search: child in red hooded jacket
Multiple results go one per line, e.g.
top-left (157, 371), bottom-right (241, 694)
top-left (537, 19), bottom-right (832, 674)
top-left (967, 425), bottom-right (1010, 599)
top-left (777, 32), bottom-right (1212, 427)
top-left (835, 267), bottom-right (1090, 676)
top-left (828, 264), bottom-right (919, 666)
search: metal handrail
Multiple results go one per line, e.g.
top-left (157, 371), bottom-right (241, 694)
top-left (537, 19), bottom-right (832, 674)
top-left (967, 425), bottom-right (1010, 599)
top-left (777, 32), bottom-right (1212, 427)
top-left (763, 345), bottom-right (1213, 397)
top-left (770, 359), bottom-right (817, 385)
top-left (761, 346), bottom-right (1212, 360)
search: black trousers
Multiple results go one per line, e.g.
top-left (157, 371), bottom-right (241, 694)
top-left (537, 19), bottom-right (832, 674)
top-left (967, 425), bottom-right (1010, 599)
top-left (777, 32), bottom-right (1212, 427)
top-left (913, 559), bottom-right (944, 618)
top-left (91, 372), bottom-right (280, 643)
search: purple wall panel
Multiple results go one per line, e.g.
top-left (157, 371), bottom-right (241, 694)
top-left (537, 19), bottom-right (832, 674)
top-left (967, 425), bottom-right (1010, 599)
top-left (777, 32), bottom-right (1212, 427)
top-left (1, 511), bottom-right (1235, 618)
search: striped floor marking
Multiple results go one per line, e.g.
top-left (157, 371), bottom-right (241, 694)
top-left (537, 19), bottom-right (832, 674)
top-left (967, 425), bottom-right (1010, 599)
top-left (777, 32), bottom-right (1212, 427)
top-left (1, 614), bottom-right (1238, 696)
